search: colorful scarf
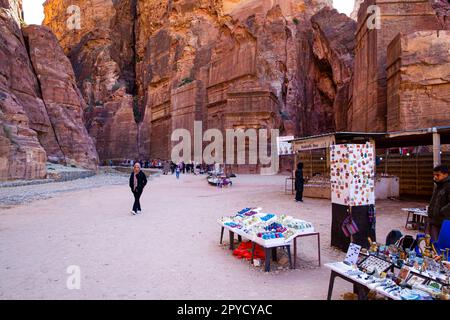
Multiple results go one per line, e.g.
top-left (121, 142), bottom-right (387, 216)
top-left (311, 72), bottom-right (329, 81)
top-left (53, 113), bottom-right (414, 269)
top-left (133, 172), bottom-right (138, 191)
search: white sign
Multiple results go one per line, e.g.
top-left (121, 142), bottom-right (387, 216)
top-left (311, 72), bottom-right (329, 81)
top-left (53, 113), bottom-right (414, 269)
top-left (344, 243), bottom-right (362, 265)
top-left (277, 136), bottom-right (294, 155)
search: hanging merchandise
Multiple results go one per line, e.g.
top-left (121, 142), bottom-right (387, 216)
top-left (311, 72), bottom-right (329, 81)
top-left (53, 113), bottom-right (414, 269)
top-left (341, 208), bottom-right (359, 238)
top-left (330, 143), bottom-right (375, 206)
top-left (368, 204), bottom-right (376, 231)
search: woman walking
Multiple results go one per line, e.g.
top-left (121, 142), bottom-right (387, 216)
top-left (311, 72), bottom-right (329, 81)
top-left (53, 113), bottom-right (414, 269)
top-left (129, 162), bottom-right (147, 215)
top-left (295, 162), bottom-right (305, 202)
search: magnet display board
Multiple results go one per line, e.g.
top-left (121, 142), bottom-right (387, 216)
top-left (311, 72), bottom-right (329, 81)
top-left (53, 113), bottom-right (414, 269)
top-left (330, 143), bottom-right (375, 206)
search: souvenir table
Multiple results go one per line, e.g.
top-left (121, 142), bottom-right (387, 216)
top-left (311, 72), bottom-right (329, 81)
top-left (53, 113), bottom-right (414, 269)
top-left (326, 253), bottom-right (450, 300)
top-left (218, 208), bottom-right (319, 272)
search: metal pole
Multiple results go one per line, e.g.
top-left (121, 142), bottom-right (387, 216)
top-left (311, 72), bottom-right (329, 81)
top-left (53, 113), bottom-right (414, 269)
top-left (432, 128), bottom-right (441, 167)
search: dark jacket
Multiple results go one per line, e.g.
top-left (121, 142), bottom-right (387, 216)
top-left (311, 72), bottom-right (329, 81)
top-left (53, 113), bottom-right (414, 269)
top-left (129, 171), bottom-right (147, 193)
top-left (295, 169), bottom-right (304, 191)
top-left (428, 177), bottom-right (450, 225)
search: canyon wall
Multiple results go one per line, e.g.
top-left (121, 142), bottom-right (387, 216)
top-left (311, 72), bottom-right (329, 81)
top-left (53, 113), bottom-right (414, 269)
top-left (0, 0), bottom-right (98, 180)
top-left (44, 0), bottom-right (359, 170)
top-left (349, 0), bottom-right (449, 132)
top-left (44, 0), bottom-right (139, 163)
top-left (387, 30), bottom-right (450, 131)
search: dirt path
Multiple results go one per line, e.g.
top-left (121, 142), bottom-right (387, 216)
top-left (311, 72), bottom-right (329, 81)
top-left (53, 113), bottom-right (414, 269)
top-left (0, 174), bottom-right (427, 299)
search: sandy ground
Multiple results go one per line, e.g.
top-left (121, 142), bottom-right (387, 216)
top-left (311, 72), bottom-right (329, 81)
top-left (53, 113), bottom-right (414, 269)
top-left (0, 173), bottom-right (427, 300)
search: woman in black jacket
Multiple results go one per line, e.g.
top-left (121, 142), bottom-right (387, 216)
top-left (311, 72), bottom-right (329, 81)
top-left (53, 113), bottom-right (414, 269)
top-left (129, 162), bottom-right (148, 215)
top-left (295, 162), bottom-right (305, 202)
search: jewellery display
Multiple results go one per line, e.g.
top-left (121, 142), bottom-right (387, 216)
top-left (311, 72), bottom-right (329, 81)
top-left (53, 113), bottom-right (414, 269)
top-left (358, 255), bottom-right (393, 273)
top-left (219, 208), bottom-right (315, 246)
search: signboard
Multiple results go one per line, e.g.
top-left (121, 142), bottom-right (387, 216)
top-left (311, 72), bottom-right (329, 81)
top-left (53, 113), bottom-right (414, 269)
top-left (293, 135), bottom-right (335, 152)
top-left (277, 136), bottom-right (294, 155)
top-left (330, 143), bottom-right (375, 206)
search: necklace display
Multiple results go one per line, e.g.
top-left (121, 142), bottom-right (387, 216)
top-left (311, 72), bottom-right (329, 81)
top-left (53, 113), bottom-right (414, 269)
top-left (218, 208), bottom-right (315, 245)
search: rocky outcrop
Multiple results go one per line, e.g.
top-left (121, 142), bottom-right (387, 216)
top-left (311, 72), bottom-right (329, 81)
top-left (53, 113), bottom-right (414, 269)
top-left (0, 89), bottom-right (48, 180)
top-left (22, 25), bottom-right (98, 169)
top-left (0, 0), bottom-right (98, 180)
top-left (44, 0), bottom-right (352, 167)
top-left (387, 30), bottom-right (450, 131)
top-left (1, 0), bottom-right (48, 179)
top-left (310, 7), bottom-right (356, 132)
top-left (43, 0), bottom-right (138, 163)
top-left (135, 0), bottom-right (336, 163)
top-left (349, 0), bottom-right (449, 132)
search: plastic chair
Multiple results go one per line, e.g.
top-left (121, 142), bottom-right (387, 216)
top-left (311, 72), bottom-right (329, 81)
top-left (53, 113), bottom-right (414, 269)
top-left (434, 220), bottom-right (450, 260)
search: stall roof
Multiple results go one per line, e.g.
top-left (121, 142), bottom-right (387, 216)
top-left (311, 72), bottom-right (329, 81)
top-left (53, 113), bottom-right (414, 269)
top-left (288, 126), bottom-right (450, 149)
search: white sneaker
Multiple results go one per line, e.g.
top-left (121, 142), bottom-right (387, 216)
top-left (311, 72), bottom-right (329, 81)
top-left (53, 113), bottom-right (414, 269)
top-left (137, 210), bottom-right (142, 214)
top-left (131, 210), bottom-right (137, 215)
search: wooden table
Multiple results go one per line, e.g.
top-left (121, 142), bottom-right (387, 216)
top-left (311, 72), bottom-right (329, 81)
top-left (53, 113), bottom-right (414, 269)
top-left (402, 208), bottom-right (428, 230)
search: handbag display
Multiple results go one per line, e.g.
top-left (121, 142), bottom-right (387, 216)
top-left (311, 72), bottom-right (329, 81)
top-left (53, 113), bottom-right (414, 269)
top-left (342, 207), bottom-right (360, 238)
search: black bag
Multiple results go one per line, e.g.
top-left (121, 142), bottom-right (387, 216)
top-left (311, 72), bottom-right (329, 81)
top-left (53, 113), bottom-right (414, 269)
top-left (385, 230), bottom-right (403, 246)
top-left (396, 235), bottom-right (417, 251)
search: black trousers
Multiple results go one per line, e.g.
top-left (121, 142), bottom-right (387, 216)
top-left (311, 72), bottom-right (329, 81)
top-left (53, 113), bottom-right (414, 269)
top-left (295, 189), bottom-right (303, 201)
top-left (132, 189), bottom-right (143, 212)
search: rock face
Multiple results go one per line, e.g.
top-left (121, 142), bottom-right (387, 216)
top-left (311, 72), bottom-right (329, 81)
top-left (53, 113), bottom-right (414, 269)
top-left (0, 0), bottom-right (98, 180)
top-left (1, 0), bottom-right (48, 179)
top-left (44, 0), bottom-right (358, 170)
top-left (310, 7), bottom-right (357, 132)
top-left (349, 0), bottom-right (449, 132)
top-left (387, 30), bottom-right (450, 131)
top-left (44, 0), bottom-right (139, 163)
top-left (22, 25), bottom-right (98, 169)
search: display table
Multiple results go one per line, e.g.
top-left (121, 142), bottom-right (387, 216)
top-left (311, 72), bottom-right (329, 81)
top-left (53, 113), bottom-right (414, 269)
top-left (325, 262), bottom-right (400, 300)
top-left (218, 209), bottom-right (319, 272)
top-left (325, 256), bottom-right (449, 300)
top-left (402, 208), bottom-right (428, 230)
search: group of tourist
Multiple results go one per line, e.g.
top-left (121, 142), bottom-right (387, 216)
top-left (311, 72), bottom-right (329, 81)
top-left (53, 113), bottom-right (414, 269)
top-left (105, 159), bottom-right (164, 168)
top-left (167, 161), bottom-right (209, 177)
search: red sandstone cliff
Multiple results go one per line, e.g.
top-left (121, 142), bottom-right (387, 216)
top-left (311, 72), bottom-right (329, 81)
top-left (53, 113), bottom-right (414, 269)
top-left (44, 0), bottom-right (359, 164)
top-left (0, 0), bottom-right (98, 180)
top-left (349, 0), bottom-right (449, 132)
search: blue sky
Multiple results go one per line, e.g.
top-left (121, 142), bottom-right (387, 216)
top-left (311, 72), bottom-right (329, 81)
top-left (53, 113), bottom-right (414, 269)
top-left (23, 0), bottom-right (355, 25)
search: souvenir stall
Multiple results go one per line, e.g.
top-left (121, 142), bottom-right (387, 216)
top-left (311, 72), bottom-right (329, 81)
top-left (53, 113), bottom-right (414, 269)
top-left (218, 208), bottom-right (320, 272)
top-left (326, 238), bottom-right (450, 300)
top-left (330, 143), bottom-right (377, 251)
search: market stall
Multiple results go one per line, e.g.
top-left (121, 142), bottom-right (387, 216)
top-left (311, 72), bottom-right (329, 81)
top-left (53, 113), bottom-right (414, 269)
top-left (218, 208), bottom-right (319, 272)
top-left (326, 241), bottom-right (450, 300)
top-left (330, 142), bottom-right (377, 251)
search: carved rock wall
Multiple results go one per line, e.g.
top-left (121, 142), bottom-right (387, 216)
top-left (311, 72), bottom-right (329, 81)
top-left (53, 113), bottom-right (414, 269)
top-left (387, 30), bottom-right (450, 131)
top-left (350, 0), bottom-right (448, 132)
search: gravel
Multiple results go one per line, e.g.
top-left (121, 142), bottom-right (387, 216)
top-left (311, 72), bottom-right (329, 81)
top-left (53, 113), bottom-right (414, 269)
top-left (0, 173), bottom-right (130, 209)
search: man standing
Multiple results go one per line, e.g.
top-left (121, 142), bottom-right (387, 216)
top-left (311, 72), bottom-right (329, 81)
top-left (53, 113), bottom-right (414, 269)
top-left (295, 162), bottom-right (305, 202)
top-left (427, 164), bottom-right (450, 241)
